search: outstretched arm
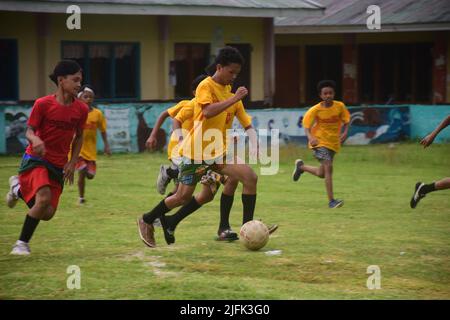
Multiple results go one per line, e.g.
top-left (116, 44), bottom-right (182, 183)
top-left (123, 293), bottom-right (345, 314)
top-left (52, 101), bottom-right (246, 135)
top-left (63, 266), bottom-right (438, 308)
top-left (146, 110), bottom-right (170, 150)
top-left (421, 115), bottom-right (450, 148)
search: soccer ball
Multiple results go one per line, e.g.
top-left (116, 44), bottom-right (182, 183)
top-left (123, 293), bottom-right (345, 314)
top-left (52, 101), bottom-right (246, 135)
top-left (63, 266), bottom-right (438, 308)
top-left (239, 220), bottom-right (269, 251)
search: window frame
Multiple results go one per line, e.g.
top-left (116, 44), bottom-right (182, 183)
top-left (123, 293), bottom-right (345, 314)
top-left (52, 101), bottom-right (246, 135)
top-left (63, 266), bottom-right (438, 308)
top-left (61, 41), bottom-right (140, 102)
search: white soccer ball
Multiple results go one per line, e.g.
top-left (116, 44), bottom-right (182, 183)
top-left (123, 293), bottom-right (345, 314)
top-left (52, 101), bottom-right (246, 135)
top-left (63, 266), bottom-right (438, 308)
top-left (239, 220), bottom-right (269, 251)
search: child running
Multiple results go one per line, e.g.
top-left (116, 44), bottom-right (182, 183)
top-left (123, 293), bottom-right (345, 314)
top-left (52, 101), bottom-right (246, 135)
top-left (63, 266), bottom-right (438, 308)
top-left (292, 80), bottom-right (350, 208)
top-left (75, 85), bottom-right (111, 204)
top-left (5, 60), bottom-right (88, 255)
top-left (137, 46), bottom-right (271, 247)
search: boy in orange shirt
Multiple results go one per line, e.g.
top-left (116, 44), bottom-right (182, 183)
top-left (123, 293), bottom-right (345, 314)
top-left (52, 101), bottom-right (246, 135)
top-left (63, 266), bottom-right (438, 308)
top-left (292, 80), bottom-right (350, 208)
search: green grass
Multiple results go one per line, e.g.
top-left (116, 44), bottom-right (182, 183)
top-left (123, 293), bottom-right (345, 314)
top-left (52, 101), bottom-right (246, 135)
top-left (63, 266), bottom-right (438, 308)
top-left (0, 143), bottom-right (449, 299)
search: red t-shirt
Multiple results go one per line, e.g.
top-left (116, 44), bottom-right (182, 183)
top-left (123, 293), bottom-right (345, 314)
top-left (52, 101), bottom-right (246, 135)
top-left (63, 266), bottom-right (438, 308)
top-left (25, 95), bottom-right (89, 168)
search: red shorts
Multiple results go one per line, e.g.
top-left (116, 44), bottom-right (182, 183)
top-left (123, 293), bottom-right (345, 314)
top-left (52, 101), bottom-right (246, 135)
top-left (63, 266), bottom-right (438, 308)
top-left (75, 157), bottom-right (96, 177)
top-left (19, 166), bottom-right (63, 210)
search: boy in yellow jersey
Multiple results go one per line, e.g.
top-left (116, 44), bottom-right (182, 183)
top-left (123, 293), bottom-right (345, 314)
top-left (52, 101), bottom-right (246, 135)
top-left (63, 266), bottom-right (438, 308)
top-left (292, 80), bottom-right (350, 208)
top-left (137, 47), bottom-right (272, 248)
top-left (75, 85), bottom-right (111, 204)
top-left (146, 75), bottom-right (207, 195)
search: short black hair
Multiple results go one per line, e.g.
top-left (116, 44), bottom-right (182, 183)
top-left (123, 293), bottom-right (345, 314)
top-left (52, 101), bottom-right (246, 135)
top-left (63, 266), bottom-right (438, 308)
top-left (205, 46), bottom-right (244, 76)
top-left (49, 60), bottom-right (82, 85)
top-left (317, 80), bottom-right (336, 94)
top-left (191, 74), bottom-right (208, 92)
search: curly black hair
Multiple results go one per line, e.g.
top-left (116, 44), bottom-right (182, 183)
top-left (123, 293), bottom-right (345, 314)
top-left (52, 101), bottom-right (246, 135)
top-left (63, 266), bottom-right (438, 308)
top-left (317, 80), bottom-right (336, 94)
top-left (205, 46), bottom-right (244, 76)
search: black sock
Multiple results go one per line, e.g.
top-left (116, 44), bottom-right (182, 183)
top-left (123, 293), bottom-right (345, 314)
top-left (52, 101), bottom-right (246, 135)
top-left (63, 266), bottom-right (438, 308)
top-left (219, 193), bottom-right (234, 231)
top-left (166, 168), bottom-right (179, 180)
top-left (142, 199), bottom-right (171, 224)
top-left (242, 194), bottom-right (256, 224)
top-left (166, 197), bottom-right (201, 230)
top-left (19, 215), bottom-right (40, 243)
top-left (421, 182), bottom-right (436, 195)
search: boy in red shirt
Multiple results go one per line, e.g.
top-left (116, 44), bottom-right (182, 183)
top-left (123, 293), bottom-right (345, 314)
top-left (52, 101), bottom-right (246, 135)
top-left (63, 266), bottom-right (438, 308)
top-left (5, 60), bottom-right (88, 255)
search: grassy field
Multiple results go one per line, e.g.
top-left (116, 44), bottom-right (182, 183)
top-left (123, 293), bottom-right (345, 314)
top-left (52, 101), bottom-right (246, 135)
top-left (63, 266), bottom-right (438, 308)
top-left (0, 143), bottom-right (449, 300)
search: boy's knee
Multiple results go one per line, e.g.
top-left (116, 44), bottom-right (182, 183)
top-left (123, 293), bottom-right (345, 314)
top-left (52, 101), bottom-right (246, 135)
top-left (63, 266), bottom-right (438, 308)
top-left (245, 172), bottom-right (258, 185)
top-left (41, 207), bottom-right (56, 221)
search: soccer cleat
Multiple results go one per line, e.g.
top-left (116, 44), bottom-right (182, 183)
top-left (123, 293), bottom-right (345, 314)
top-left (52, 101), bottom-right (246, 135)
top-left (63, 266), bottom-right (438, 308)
top-left (216, 228), bottom-right (239, 241)
top-left (137, 218), bottom-right (156, 248)
top-left (267, 224), bottom-right (278, 235)
top-left (156, 165), bottom-right (171, 195)
top-left (329, 199), bottom-right (344, 208)
top-left (159, 214), bottom-right (175, 245)
top-left (292, 159), bottom-right (304, 182)
top-left (410, 182), bottom-right (425, 209)
top-left (6, 175), bottom-right (20, 208)
top-left (10, 240), bottom-right (30, 256)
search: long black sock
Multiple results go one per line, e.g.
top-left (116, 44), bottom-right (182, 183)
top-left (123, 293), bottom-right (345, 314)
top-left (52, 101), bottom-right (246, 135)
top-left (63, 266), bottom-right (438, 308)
top-left (166, 168), bottom-right (179, 180)
top-left (421, 182), bottom-right (436, 195)
top-left (242, 194), bottom-right (256, 224)
top-left (19, 215), bottom-right (40, 243)
top-left (142, 199), bottom-right (171, 224)
top-left (166, 197), bottom-right (201, 230)
top-left (219, 193), bottom-right (234, 231)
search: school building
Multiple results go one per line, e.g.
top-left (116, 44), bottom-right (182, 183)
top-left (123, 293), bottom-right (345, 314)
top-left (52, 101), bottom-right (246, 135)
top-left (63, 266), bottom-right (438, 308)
top-left (274, 0), bottom-right (450, 107)
top-left (0, 0), bottom-right (323, 107)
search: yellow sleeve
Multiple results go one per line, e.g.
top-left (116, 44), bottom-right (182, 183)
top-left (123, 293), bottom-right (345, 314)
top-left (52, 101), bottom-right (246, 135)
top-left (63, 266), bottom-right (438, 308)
top-left (195, 81), bottom-right (214, 107)
top-left (167, 101), bottom-right (188, 118)
top-left (340, 103), bottom-right (351, 124)
top-left (302, 106), bottom-right (317, 129)
top-left (98, 110), bottom-right (107, 133)
top-left (236, 102), bottom-right (252, 128)
top-left (175, 105), bottom-right (193, 123)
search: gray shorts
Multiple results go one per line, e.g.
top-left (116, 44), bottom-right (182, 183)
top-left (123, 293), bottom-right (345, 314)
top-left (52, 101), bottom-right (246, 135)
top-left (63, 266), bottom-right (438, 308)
top-left (313, 147), bottom-right (335, 162)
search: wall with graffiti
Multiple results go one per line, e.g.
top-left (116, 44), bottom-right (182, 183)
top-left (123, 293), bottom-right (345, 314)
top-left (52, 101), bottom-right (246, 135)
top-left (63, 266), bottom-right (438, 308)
top-left (0, 103), bottom-right (448, 154)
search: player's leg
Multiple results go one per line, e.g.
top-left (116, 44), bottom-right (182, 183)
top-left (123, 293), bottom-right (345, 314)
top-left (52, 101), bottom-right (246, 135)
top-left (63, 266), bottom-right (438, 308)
top-left (11, 186), bottom-right (54, 255)
top-left (292, 159), bottom-right (324, 181)
top-left (78, 170), bottom-right (86, 204)
top-left (137, 160), bottom-right (198, 248)
top-left (156, 162), bottom-right (179, 195)
top-left (410, 177), bottom-right (450, 208)
top-left (217, 176), bottom-right (238, 238)
top-left (217, 163), bottom-right (257, 224)
top-left (160, 183), bottom-right (215, 244)
top-left (322, 160), bottom-right (334, 202)
top-left (6, 175), bottom-right (20, 208)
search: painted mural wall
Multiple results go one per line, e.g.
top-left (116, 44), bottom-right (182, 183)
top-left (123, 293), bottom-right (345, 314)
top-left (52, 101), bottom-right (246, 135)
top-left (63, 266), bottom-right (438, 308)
top-left (0, 104), bottom-right (449, 155)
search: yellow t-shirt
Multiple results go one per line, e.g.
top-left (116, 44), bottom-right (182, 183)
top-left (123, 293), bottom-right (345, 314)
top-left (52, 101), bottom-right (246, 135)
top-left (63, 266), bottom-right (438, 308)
top-left (79, 108), bottom-right (107, 161)
top-left (167, 98), bottom-right (195, 160)
top-left (181, 76), bottom-right (252, 161)
top-left (169, 101), bottom-right (195, 160)
top-left (166, 100), bottom-right (192, 160)
top-left (302, 100), bottom-right (350, 153)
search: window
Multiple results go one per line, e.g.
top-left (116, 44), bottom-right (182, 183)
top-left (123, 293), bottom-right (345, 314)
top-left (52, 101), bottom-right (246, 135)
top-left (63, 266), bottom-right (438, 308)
top-left (174, 43), bottom-right (210, 99)
top-left (305, 45), bottom-right (342, 103)
top-left (0, 39), bottom-right (18, 101)
top-left (62, 42), bottom-right (139, 100)
top-left (358, 43), bottom-right (433, 104)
